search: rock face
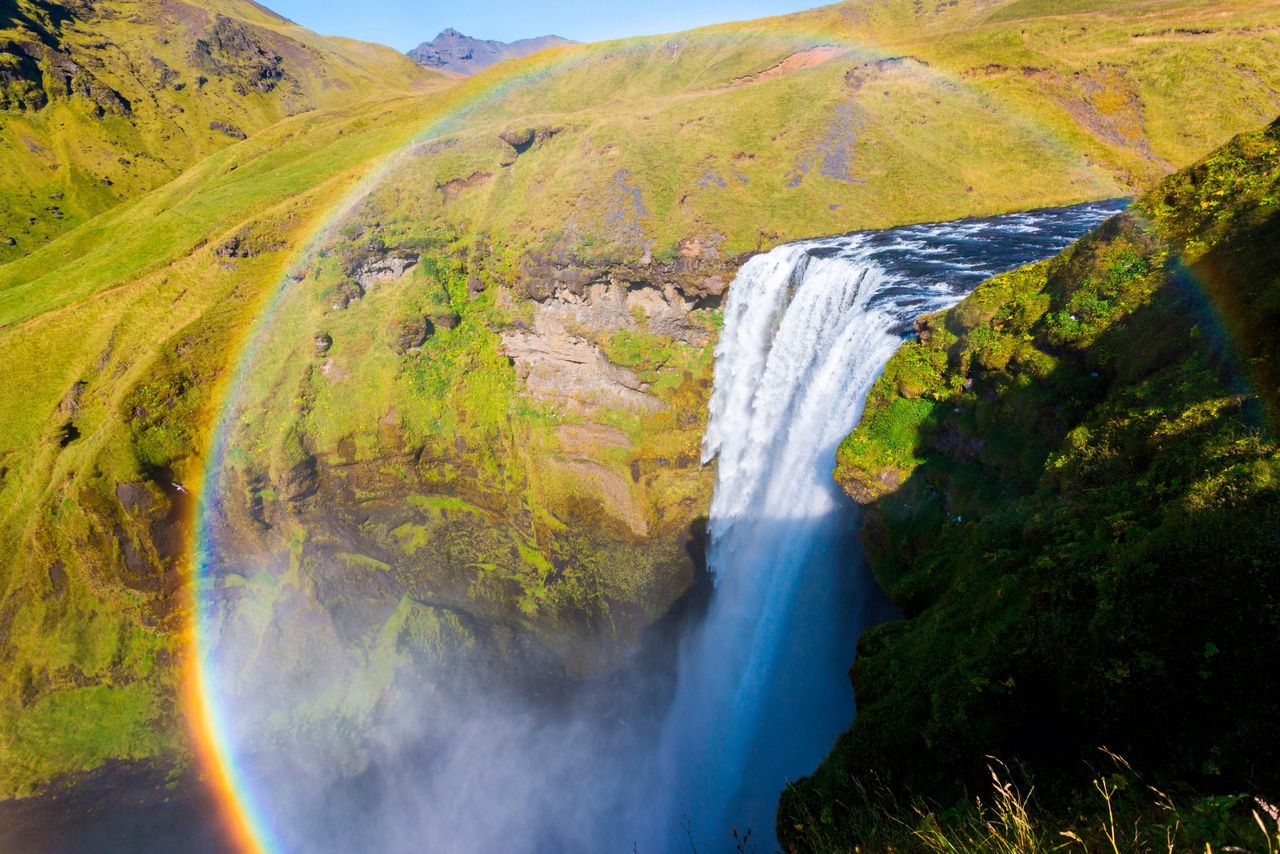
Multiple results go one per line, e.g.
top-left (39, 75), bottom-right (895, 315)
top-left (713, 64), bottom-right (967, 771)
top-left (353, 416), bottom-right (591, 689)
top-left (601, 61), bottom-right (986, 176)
top-left (497, 242), bottom-right (736, 414)
top-left (781, 117), bottom-right (1280, 850)
top-left (501, 314), bottom-right (658, 414)
top-left (406, 29), bottom-right (575, 76)
top-left (348, 250), bottom-right (419, 290)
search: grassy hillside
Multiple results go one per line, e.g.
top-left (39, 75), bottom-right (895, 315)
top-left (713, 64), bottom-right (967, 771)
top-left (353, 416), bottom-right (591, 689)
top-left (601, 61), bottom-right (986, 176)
top-left (386, 0), bottom-right (1280, 259)
top-left (783, 116), bottom-right (1280, 851)
top-left (0, 0), bottom-right (441, 261)
top-left (2, 0), bottom-right (1279, 798)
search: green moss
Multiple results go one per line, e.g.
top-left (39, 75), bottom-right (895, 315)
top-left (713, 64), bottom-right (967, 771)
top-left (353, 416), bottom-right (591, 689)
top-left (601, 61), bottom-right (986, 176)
top-left (336, 552), bottom-right (391, 572)
top-left (787, 117), bottom-right (1280, 851)
top-left (0, 682), bottom-right (173, 797)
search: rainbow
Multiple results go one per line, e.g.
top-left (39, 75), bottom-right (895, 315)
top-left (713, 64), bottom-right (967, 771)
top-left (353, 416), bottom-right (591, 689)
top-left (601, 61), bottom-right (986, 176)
top-left (178, 25), bottom-right (1099, 853)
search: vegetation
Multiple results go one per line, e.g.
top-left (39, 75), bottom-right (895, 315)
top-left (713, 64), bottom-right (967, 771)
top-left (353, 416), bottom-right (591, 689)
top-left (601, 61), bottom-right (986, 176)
top-left (782, 117), bottom-right (1280, 850)
top-left (0, 0), bottom-right (442, 261)
top-left (2, 0), bottom-right (1280, 802)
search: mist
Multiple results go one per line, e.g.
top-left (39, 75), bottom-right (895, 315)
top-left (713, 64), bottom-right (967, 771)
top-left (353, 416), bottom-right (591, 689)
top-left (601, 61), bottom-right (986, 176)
top-left (197, 201), bottom-right (1123, 853)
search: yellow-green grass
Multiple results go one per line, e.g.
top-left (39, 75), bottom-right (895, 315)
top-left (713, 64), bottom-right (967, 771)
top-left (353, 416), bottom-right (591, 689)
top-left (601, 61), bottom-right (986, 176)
top-left (0, 0), bottom-right (443, 261)
top-left (0, 92), bottom-right (455, 795)
top-left (3, 0), bottom-right (1280, 797)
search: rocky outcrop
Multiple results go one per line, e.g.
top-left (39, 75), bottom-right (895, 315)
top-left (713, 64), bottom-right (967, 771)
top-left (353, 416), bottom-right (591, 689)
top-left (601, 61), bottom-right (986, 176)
top-left (347, 249), bottom-right (419, 290)
top-left (501, 313), bottom-right (659, 414)
top-left (515, 237), bottom-right (738, 308)
top-left (1, 38), bottom-right (132, 116)
top-left (209, 121), bottom-right (246, 140)
top-left (498, 126), bottom-right (562, 165)
top-left (190, 15), bottom-right (287, 95)
top-left (499, 238), bottom-right (735, 414)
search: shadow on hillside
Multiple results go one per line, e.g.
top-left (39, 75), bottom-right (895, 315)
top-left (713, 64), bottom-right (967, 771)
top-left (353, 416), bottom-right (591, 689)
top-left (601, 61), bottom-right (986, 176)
top-left (803, 208), bottom-right (1280, 829)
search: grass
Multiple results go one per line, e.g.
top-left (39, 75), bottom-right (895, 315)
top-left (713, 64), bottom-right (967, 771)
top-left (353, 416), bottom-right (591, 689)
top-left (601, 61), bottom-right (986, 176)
top-left (2, 0), bottom-right (1279, 801)
top-left (0, 0), bottom-right (442, 262)
top-left (786, 116), bottom-right (1280, 850)
top-left (788, 753), bottom-right (1280, 854)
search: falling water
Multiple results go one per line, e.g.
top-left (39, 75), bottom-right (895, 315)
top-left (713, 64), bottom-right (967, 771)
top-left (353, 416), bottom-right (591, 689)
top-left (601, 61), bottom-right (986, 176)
top-left (651, 200), bottom-right (1126, 851)
top-left (182, 202), bottom-right (1123, 854)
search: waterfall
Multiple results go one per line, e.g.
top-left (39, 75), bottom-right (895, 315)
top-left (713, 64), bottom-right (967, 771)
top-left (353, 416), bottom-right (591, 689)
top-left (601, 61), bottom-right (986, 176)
top-left (195, 201), bottom-right (1123, 854)
top-left (648, 200), bottom-right (1126, 851)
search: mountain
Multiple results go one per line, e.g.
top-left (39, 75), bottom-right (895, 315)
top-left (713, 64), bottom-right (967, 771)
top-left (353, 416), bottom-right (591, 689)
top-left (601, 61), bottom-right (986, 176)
top-left (406, 28), bottom-right (574, 75)
top-left (0, 0), bottom-right (445, 261)
top-left (2, 0), bottom-right (1279, 809)
top-left (782, 115), bottom-right (1280, 850)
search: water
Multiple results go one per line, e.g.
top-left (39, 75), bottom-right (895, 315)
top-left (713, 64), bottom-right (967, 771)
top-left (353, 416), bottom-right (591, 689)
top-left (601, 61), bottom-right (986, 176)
top-left (646, 199), bottom-right (1126, 850)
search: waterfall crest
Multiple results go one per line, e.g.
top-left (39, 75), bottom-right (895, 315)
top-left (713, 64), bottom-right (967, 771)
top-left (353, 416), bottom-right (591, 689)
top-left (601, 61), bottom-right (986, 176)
top-left (652, 201), bottom-right (1126, 851)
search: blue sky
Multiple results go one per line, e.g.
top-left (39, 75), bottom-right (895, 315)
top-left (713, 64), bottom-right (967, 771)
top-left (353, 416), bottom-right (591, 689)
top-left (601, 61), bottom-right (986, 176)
top-left (264, 0), bottom-right (822, 52)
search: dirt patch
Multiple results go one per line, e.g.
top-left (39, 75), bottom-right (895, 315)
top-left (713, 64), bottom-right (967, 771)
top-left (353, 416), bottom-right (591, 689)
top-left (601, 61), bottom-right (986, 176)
top-left (436, 170), bottom-right (493, 202)
top-left (733, 46), bottom-right (846, 86)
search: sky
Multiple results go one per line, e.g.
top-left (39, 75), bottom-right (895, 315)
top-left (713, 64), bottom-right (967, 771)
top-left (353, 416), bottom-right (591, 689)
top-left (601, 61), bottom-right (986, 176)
top-left (262, 0), bottom-right (824, 52)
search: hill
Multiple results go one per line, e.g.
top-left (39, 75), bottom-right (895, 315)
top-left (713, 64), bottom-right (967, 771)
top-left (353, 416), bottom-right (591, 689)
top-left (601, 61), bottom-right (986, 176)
top-left (1, 0), bottom-right (1279, 800)
top-left (407, 28), bottom-right (575, 75)
top-left (0, 0), bottom-right (443, 261)
top-left (783, 114), bottom-right (1280, 850)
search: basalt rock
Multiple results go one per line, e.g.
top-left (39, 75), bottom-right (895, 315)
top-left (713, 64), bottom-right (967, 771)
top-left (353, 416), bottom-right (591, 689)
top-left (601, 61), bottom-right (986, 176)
top-left (348, 250), bottom-right (420, 290)
top-left (515, 236), bottom-right (739, 308)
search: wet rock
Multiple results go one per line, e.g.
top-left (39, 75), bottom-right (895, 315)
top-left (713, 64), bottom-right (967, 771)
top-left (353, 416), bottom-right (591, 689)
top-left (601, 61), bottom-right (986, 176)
top-left (314, 333), bottom-right (333, 354)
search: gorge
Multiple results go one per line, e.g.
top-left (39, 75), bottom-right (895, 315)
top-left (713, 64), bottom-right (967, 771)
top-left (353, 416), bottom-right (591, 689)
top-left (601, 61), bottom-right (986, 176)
top-left (191, 203), bottom-right (1122, 853)
top-left (2, 1), bottom-right (1279, 851)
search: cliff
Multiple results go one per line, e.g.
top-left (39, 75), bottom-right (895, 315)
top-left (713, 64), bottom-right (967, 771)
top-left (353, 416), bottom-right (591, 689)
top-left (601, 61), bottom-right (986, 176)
top-left (783, 117), bottom-right (1280, 849)
top-left (4, 0), bottom-right (1280, 799)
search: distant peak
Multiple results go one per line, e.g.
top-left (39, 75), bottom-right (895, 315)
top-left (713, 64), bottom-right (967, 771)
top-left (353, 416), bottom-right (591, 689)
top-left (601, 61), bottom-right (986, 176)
top-left (407, 29), bottom-right (577, 76)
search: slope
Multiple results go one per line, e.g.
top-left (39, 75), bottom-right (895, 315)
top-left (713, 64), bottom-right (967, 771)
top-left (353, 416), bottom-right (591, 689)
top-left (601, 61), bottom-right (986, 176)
top-left (1, 0), bottom-right (1279, 801)
top-left (783, 114), bottom-right (1280, 850)
top-left (0, 0), bottom-right (444, 261)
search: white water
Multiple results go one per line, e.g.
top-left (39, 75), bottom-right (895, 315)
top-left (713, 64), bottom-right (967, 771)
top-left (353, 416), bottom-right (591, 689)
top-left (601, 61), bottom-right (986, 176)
top-left (643, 201), bottom-right (1126, 851)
